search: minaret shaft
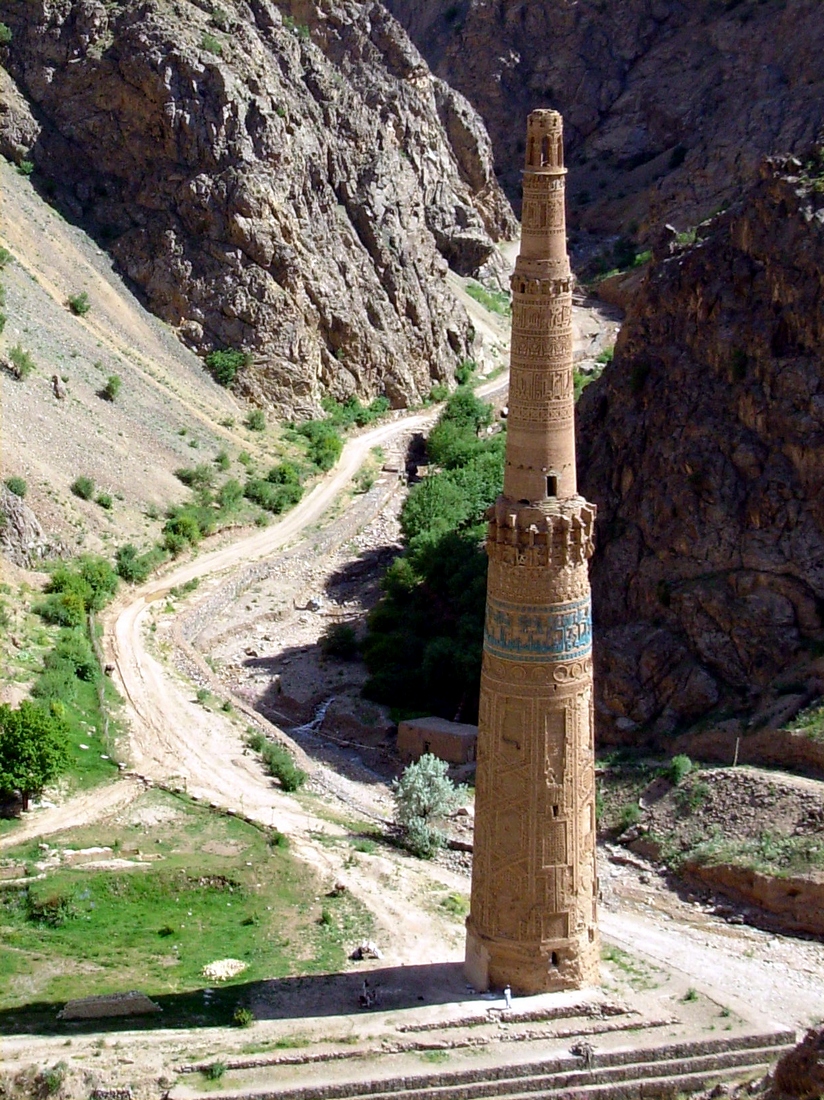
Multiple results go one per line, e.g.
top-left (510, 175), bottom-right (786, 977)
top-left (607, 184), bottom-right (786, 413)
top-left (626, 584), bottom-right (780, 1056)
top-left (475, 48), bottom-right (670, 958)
top-left (465, 110), bottom-right (599, 996)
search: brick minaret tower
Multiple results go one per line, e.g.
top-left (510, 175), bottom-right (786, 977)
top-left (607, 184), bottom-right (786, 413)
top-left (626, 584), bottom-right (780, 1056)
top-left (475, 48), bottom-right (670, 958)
top-left (464, 110), bottom-right (599, 995)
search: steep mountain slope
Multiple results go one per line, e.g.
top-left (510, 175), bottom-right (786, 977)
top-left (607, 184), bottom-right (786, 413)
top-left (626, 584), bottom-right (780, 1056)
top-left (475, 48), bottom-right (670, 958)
top-left (576, 153), bottom-right (824, 744)
top-left (0, 157), bottom-right (275, 556)
top-left (0, 0), bottom-right (515, 413)
top-left (385, 0), bottom-right (824, 234)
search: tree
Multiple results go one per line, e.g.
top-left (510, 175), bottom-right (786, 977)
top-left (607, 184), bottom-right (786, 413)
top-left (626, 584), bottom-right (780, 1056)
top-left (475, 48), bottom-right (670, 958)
top-left (392, 753), bottom-right (465, 858)
top-left (0, 701), bottom-right (70, 811)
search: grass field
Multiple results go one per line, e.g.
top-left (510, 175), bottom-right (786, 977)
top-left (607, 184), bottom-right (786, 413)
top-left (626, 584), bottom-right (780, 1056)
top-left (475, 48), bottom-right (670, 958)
top-left (0, 789), bottom-right (373, 1031)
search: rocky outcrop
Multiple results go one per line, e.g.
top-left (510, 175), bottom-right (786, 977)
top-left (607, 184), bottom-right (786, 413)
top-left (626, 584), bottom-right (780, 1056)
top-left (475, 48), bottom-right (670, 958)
top-left (0, 0), bottom-right (515, 413)
top-left (385, 0), bottom-right (824, 233)
top-left (576, 155), bottom-right (824, 743)
top-left (769, 1028), bottom-right (824, 1100)
top-left (0, 67), bottom-right (39, 164)
top-left (0, 486), bottom-right (55, 567)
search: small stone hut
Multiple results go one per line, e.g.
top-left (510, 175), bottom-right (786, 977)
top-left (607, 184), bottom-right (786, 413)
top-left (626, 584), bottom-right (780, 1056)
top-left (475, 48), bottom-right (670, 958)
top-left (397, 717), bottom-right (478, 765)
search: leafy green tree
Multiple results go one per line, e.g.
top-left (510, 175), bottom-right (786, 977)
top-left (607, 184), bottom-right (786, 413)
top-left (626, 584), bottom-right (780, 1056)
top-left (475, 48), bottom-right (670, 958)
top-left (392, 753), bottom-right (464, 858)
top-left (400, 476), bottom-right (469, 546)
top-left (0, 701), bottom-right (69, 811)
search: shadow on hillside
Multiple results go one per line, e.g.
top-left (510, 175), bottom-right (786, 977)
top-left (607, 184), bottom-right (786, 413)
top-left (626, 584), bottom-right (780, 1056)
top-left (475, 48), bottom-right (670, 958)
top-left (0, 962), bottom-right (481, 1035)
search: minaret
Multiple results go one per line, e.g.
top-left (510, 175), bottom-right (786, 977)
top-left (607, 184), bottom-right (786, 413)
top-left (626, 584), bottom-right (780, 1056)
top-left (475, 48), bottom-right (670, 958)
top-left (464, 110), bottom-right (599, 995)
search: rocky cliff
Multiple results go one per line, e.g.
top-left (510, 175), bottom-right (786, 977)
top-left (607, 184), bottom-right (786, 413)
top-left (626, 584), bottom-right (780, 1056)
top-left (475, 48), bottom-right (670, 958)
top-left (0, 0), bottom-right (515, 413)
top-left (576, 154), bottom-right (824, 744)
top-left (0, 485), bottom-right (57, 567)
top-left (385, 0), bottom-right (824, 235)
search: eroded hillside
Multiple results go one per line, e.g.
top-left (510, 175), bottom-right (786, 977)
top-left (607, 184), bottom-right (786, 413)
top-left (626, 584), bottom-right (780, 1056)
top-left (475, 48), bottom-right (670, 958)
top-left (577, 153), bottom-right (824, 747)
top-left (0, 0), bottom-right (515, 413)
top-left (0, 156), bottom-right (279, 557)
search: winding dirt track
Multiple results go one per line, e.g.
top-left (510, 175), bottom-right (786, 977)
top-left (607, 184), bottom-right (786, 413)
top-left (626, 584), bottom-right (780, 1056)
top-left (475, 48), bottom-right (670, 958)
top-left (98, 408), bottom-right (483, 968)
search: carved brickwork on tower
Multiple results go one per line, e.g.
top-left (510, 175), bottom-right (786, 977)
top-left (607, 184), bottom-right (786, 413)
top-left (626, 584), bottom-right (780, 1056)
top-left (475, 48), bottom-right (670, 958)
top-left (465, 110), bottom-right (600, 995)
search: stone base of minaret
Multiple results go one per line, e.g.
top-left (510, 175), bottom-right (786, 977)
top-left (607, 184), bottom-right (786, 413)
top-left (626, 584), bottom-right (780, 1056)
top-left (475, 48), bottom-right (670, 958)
top-left (465, 925), bottom-right (600, 995)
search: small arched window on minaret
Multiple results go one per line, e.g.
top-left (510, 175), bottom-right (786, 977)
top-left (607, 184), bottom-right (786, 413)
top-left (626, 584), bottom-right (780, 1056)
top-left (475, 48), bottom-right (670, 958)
top-left (541, 135), bottom-right (550, 166)
top-left (557, 136), bottom-right (563, 165)
top-left (546, 475), bottom-right (558, 498)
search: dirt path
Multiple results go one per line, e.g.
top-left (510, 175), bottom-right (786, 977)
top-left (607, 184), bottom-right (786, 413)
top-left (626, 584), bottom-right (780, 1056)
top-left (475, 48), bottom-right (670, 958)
top-left (0, 778), bottom-right (144, 852)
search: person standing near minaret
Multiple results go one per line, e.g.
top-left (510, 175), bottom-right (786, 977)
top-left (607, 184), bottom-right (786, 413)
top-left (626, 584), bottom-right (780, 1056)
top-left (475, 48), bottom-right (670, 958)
top-left (464, 109), bottom-right (600, 995)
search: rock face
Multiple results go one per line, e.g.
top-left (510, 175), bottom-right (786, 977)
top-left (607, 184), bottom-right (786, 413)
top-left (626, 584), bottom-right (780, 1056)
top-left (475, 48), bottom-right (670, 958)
top-left (0, 0), bottom-right (515, 413)
top-left (384, 0), bottom-right (824, 233)
top-left (576, 155), bottom-right (824, 743)
top-left (0, 486), bottom-right (55, 567)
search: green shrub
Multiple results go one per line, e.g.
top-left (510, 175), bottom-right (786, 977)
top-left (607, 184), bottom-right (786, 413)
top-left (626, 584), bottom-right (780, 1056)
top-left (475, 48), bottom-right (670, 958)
top-left (617, 801), bottom-right (642, 832)
top-left (40, 1062), bottom-right (68, 1096)
top-left (320, 623), bottom-right (358, 659)
top-left (102, 374), bottom-right (121, 401)
top-left (675, 778), bottom-right (710, 814)
top-left (232, 1006), bottom-right (255, 1028)
top-left (361, 389), bottom-right (503, 722)
top-left (217, 477), bottom-right (244, 509)
top-left (175, 464), bottom-right (215, 491)
top-left (204, 1062), bottom-right (226, 1081)
top-left (0, 312), bottom-right (6, 335)
top-left (393, 753), bottom-right (464, 859)
top-left (0, 247), bottom-right (13, 268)
top-left (0, 22), bottom-right (12, 44)
top-left (17, 160), bottom-right (34, 177)
top-left (206, 348), bottom-right (248, 386)
top-left (201, 31), bottom-right (222, 54)
top-left (246, 408), bottom-right (266, 432)
top-left (320, 395), bottom-right (390, 429)
top-left (4, 476), bottom-right (27, 498)
top-left (162, 510), bottom-right (201, 553)
top-left (248, 733), bottom-right (306, 791)
top-left (68, 291), bottom-right (91, 316)
top-left (44, 629), bottom-right (99, 682)
top-left (95, 492), bottom-right (113, 510)
top-left (297, 419), bottom-right (343, 470)
top-left (116, 543), bottom-right (164, 584)
top-left (36, 592), bottom-right (87, 628)
top-left (667, 754), bottom-right (693, 785)
top-left (214, 449), bottom-right (230, 471)
top-left (8, 344), bottom-right (34, 380)
top-left (454, 359), bottom-right (476, 386)
top-left (267, 461), bottom-right (302, 486)
top-left (32, 665), bottom-right (78, 702)
top-left (71, 476), bottom-right (95, 500)
top-left (427, 383), bottom-right (449, 403)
